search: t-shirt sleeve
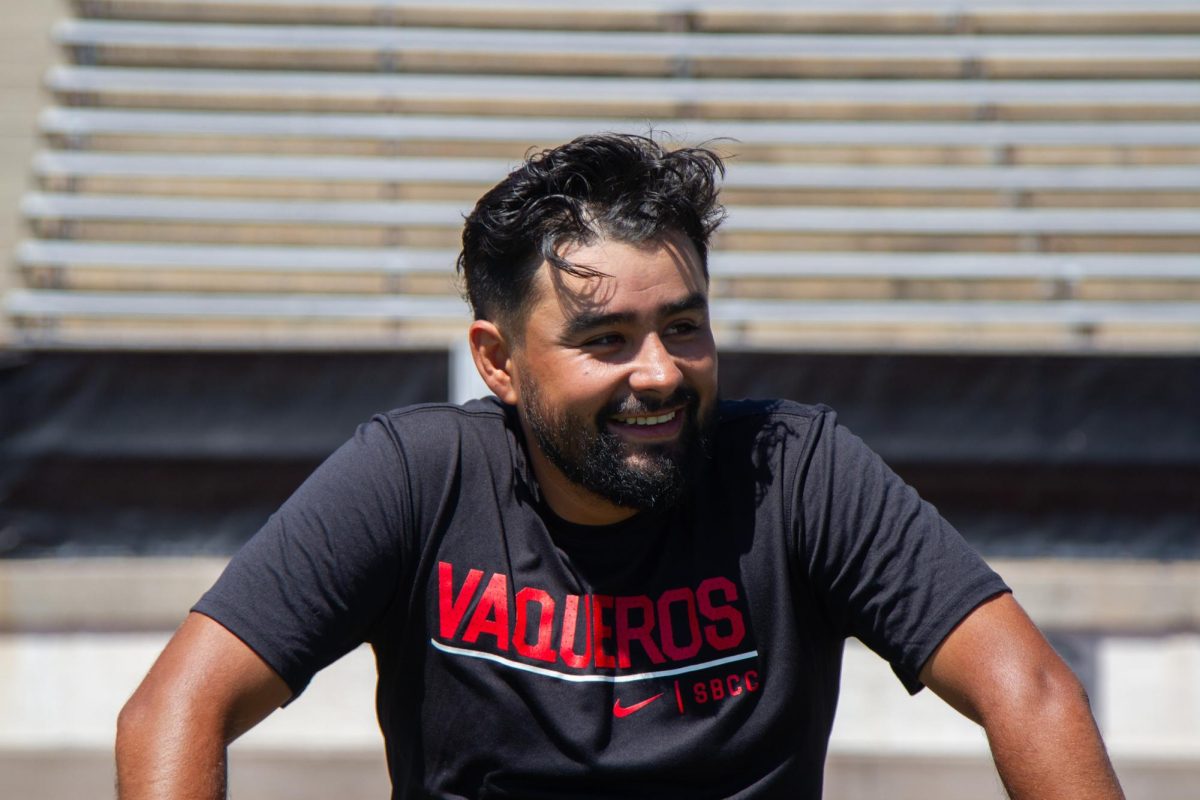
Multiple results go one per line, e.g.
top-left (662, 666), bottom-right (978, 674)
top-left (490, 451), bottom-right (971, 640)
top-left (193, 416), bottom-right (412, 699)
top-left (795, 411), bottom-right (1010, 694)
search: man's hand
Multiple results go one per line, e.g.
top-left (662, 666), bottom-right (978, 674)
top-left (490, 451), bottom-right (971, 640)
top-left (920, 593), bottom-right (1125, 800)
top-left (116, 612), bottom-right (292, 799)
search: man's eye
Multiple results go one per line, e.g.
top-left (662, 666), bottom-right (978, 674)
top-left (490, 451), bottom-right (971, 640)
top-left (583, 334), bottom-right (623, 347)
top-left (666, 320), bottom-right (699, 336)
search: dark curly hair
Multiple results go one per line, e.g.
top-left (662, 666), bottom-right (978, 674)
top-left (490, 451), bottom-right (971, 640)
top-left (456, 132), bottom-right (726, 335)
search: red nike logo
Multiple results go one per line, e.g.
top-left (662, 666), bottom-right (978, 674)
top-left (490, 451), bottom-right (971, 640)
top-left (613, 693), bottom-right (664, 718)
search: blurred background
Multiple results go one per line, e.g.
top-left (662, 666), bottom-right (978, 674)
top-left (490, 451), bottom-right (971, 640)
top-left (1, 0), bottom-right (1197, 797)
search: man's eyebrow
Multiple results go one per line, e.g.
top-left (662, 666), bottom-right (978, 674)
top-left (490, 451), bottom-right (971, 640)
top-left (663, 292), bottom-right (709, 317)
top-left (561, 309), bottom-right (635, 339)
top-left (562, 292), bottom-right (708, 339)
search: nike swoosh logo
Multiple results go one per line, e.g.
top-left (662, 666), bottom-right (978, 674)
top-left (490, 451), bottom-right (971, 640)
top-left (613, 692), bottom-right (664, 718)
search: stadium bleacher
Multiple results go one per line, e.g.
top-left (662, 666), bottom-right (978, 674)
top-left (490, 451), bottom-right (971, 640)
top-left (6, 0), bottom-right (1200, 351)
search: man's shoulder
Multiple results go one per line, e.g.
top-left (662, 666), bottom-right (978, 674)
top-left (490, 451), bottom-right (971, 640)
top-left (717, 398), bottom-right (833, 429)
top-left (713, 399), bottom-right (837, 461)
top-left (366, 396), bottom-right (516, 456)
top-left (379, 395), bottom-right (510, 427)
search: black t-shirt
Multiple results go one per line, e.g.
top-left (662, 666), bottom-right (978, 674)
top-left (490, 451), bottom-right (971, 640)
top-left (195, 398), bottom-right (1008, 799)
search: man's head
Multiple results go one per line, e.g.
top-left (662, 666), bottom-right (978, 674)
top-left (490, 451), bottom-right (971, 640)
top-left (457, 132), bottom-right (726, 337)
top-left (459, 134), bottom-right (727, 524)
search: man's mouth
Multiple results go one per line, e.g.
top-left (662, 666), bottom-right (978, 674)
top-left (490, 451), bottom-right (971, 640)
top-left (611, 410), bottom-right (678, 427)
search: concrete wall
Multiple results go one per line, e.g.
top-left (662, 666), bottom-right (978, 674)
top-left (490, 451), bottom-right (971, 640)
top-left (1, 557), bottom-right (1197, 799)
top-left (0, 0), bottom-right (61, 345)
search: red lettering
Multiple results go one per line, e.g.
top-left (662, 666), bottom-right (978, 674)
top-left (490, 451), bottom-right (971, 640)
top-left (657, 588), bottom-right (702, 661)
top-left (437, 561), bottom-right (483, 640)
top-left (592, 595), bottom-right (616, 668)
top-left (689, 670), bottom-right (758, 709)
top-left (513, 587), bottom-right (557, 663)
top-left (436, 565), bottom-right (751, 675)
top-left (697, 577), bottom-right (746, 651)
top-left (462, 572), bottom-right (509, 650)
top-left (558, 594), bottom-right (591, 668)
top-left (615, 595), bottom-right (665, 668)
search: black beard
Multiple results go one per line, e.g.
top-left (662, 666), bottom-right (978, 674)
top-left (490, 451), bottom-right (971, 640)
top-left (520, 382), bottom-right (713, 512)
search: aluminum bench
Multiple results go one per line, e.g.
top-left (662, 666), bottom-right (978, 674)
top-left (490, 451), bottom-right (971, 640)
top-left (68, 0), bottom-right (1200, 35)
top-left (39, 109), bottom-right (1200, 167)
top-left (54, 21), bottom-right (1200, 80)
top-left (32, 151), bottom-right (1200, 208)
top-left (17, 241), bottom-right (1200, 302)
top-left (46, 67), bottom-right (1200, 121)
top-left (21, 193), bottom-right (1200, 253)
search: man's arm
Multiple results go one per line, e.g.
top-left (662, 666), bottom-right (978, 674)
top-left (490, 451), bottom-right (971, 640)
top-left (919, 593), bottom-right (1125, 800)
top-left (116, 612), bottom-right (293, 800)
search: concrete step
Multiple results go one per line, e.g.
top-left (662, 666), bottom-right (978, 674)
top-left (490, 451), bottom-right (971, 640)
top-left (2, 623), bottom-right (1196, 799)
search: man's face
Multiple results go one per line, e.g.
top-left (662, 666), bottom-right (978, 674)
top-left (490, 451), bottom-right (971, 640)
top-left (508, 233), bottom-right (719, 524)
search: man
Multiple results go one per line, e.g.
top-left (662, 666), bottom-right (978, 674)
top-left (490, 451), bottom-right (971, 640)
top-left (116, 134), bottom-right (1125, 799)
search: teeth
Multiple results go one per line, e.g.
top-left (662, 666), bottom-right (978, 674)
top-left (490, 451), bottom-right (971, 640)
top-left (615, 411), bottom-right (676, 426)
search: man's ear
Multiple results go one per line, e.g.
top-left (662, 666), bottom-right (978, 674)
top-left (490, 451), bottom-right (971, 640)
top-left (468, 320), bottom-right (520, 405)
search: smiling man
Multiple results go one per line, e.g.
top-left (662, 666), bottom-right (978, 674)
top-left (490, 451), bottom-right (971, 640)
top-left (478, 231), bottom-right (718, 524)
top-left (116, 134), bottom-right (1125, 799)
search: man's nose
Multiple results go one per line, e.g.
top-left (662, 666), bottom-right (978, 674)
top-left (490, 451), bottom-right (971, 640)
top-left (628, 334), bottom-right (684, 395)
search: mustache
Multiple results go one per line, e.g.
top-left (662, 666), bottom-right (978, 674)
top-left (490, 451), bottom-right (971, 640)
top-left (602, 387), bottom-right (700, 418)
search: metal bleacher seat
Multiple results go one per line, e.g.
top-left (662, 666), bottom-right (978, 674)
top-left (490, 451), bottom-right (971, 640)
top-left (18, 190), bottom-right (1200, 260)
top-left (21, 192), bottom-right (1200, 252)
top-left (45, 67), bottom-right (1200, 120)
top-left (39, 109), bottom-right (1200, 166)
top-left (8, 0), bottom-right (1200, 351)
top-left (17, 240), bottom-right (1199, 303)
top-left (31, 151), bottom-right (1200, 208)
top-left (65, 0), bottom-right (1200, 34)
top-left (54, 20), bottom-right (1200, 79)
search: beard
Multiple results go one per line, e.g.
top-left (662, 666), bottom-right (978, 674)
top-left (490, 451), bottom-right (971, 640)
top-left (519, 379), bottom-right (714, 512)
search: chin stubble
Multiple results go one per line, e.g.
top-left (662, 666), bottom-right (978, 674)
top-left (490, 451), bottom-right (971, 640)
top-left (521, 383), bottom-right (712, 511)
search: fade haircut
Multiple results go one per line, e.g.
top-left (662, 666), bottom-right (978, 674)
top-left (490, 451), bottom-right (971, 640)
top-left (456, 132), bottom-right (726, 336)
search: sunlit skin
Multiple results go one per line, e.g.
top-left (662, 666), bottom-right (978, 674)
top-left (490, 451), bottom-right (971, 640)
top-left (469, 232), bottom-right (718, 526)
